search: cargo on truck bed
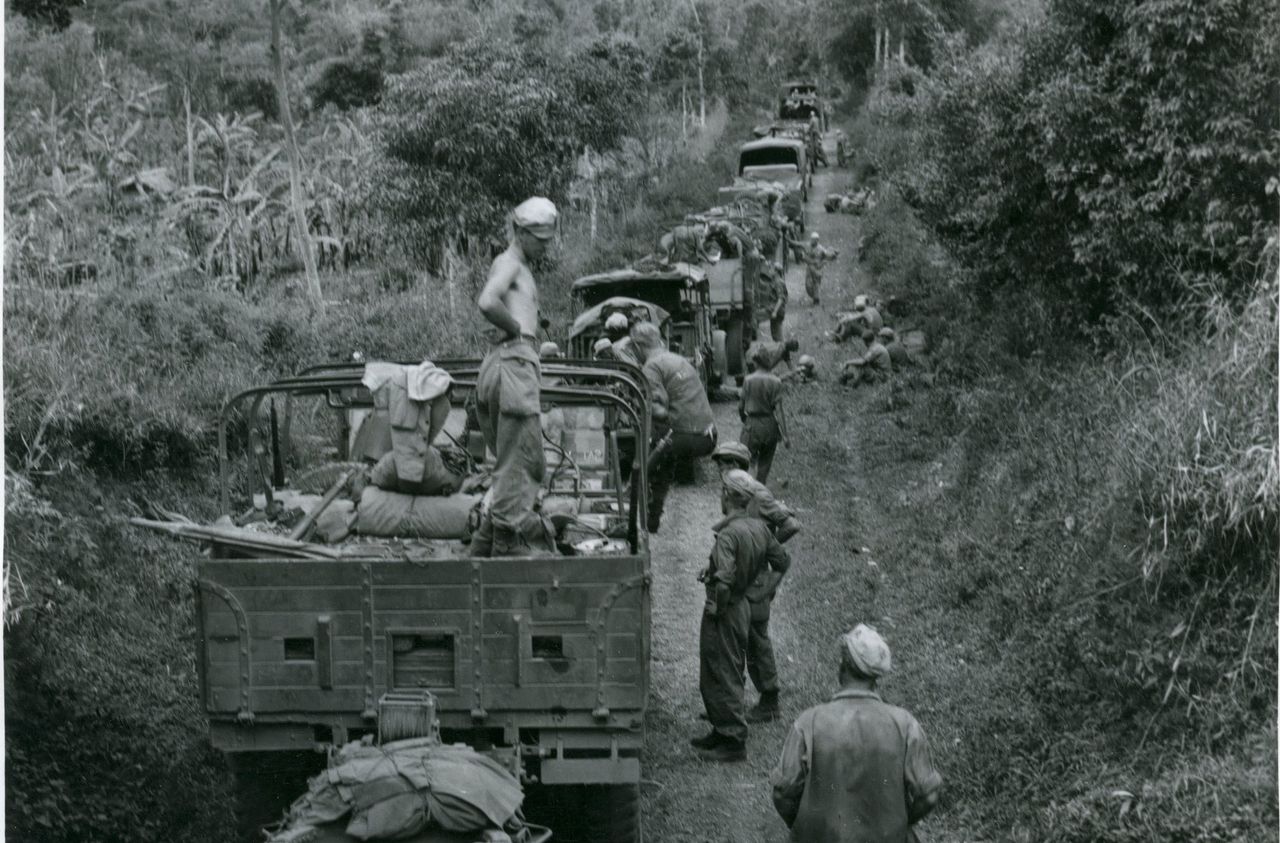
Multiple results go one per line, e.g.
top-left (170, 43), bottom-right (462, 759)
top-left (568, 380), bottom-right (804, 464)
top-left (141, 359), bottom-right (655, 843)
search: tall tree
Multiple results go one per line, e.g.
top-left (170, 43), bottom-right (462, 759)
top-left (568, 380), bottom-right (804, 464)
top-left (268, 0), bottom-right (323, 310)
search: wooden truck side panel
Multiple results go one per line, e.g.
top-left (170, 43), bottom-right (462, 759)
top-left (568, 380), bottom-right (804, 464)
top-left (197, 555), bottom-right (650, 731)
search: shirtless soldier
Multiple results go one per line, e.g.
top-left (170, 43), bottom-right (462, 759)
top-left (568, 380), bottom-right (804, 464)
top-left (471, 197), bottom-right (558, 557)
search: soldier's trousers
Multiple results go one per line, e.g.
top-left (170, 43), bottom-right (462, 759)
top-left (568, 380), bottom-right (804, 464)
top-left (740, 416), bottom-right (780, 484)
top-left (747, 599), bottom-right (779, 695)
top-left (805, 270), bottom-right (822, 304)
top-left (648, 427), bottom-right (716, 532)
top-left (769, 311), bottom-right (786, 342)
top-left (472, 339), bottom-right (547, 554)
top-left (699, 599), bottom-right (750, 743)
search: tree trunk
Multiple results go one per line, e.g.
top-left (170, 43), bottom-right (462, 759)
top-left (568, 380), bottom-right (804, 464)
top-left (183, 85), bottom-right (195, 186)
top-left (268, 0), bottom-right (323, 312)
top-left (898, 34), bottom-right (906, 64)
top-left (873, 24), bottom-right (881, 66)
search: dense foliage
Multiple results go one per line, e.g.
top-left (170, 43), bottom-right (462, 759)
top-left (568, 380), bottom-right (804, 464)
top-left (897, 0), bottom-right (1279, 321)
top-left (374, 35), bottom-right (647, 258)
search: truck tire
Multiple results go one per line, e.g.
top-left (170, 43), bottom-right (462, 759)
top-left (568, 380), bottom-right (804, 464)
top-left (725, 318), bottom-right (746, 384)
top-left (580, 784), bottom-right (642, 843)
top-left (228, 751), bottom-right (322, 842)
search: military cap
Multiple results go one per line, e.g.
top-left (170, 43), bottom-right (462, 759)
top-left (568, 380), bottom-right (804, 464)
top-left (722, 468), bottom-right (757, 499)
top-left (840, 623), bottom-right (892, 677)
top-left (878, 327), bottom-right (895, 340)
top-left (809, 231), bottom-right (820, 241)
top-left (592, 337), bottom-right (613, 354)
top-left (773, 261), bottom-right (784, 273)
top-left (853, 294), bottom-right (868, 309)
top-left (712, 441), bottom-right (751, 468)
top-left (512, 197), bottom-right (558, 239)
top-left (539, 341), bottom-right (562, 359)
top-left (797, 354), bottom-right (815, 369)
top-left (604, 312), bottom-right (629, 331)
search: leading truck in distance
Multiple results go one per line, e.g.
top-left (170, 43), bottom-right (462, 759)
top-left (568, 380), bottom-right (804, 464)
top-left (171, 360), bottom-right (652, 843)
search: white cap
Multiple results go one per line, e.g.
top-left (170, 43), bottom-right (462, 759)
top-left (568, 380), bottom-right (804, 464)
top-left (592, 337), bottom-right (613, 353)
top-left (809, 231), bottom-right (820, 241)
top-left (605, 313), bottom-right (629, 331)
top-left (512, 197), bottom-right (558, 239)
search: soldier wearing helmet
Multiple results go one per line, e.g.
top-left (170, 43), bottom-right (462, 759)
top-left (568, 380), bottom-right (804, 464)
top-left (783, 354), bottom-right (818, 383)
top-left (603, 312), bottom-right (639, 366)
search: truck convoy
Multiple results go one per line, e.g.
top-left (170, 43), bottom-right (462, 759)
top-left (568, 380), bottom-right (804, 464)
top-left (145, 361), bottom-right (654, 842)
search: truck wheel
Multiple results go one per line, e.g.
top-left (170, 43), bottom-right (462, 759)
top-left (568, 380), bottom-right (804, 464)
top-left (581, 784), bottom-right (642, 843)
top-left (228, 751), bottom-right (321, 842)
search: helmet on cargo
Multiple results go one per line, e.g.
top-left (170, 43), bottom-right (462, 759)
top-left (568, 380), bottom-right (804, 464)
top-left (712, 442), bottom-right (751, 469)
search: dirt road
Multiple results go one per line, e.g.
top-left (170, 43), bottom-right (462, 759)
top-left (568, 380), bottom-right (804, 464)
top-left (639, 144), bottom-right (945, 841)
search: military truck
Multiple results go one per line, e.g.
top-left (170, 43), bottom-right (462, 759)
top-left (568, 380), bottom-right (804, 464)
top-left (156, 361), bottom-right (653, 842)
top-left (569, 264), bottom-right (718, 387)
top-left (778, 79), bottom-right (826, 130)
top-left (718, 136), bottom-right (808, 234)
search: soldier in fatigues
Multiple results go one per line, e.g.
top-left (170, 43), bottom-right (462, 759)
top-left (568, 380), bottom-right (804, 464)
top-left (739, 346), bottom-right (789, 483)
top-left (711, 443), bottom-right (801, 724)
top-left (771, 625), bottom-right (943, 842)
top-left (840, 330), bottom-right (892, 386)
top-left (797, 232), bottom-right (838, 306)
top-left (691, 469), bottom-right (790, 762)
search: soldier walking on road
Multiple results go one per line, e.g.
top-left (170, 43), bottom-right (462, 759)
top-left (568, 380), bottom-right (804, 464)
top-left (770, 624), bottom-right (943, 843)
top-left (739, 347), bottom-right (789, 484)
top-left (692, 469), bottom-right (790, 762)
top-left (471, 197), bottom-right (558, 557)
top-left (630, 322), bottom-right (717, 533)
top-left (796, 232), bottom-right (838, 306)
top-left (765, 260), bottom-right (789, 341)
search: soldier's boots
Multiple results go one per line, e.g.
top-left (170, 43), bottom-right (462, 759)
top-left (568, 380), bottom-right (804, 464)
top-left (689, 730), bottom-right (721, 750)
top-left (696, 738), bottom-right (747, 763)
top-left (746, 691), bottom-right (781, 723)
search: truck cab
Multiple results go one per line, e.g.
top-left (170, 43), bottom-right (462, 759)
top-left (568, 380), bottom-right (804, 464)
top-left (719, 137), bottom-right (809, 233)
top-left (184, 361), bottom-right (652, 842)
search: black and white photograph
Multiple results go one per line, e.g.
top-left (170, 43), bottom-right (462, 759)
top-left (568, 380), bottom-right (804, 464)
top-left (3, 0), bottom-right (1277, 840)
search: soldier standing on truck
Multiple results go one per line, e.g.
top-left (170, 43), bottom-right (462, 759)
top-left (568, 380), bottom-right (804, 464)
top-left (692, 469), bottom-right (790, 762)
top-left (471, 196), bottom-right (557, 557)
top-left (629, 321), bottom-right (717, 533)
